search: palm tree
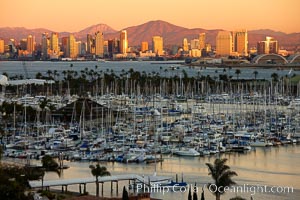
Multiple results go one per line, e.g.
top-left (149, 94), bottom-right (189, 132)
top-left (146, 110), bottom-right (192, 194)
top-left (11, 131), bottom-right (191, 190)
top-left (206, 158), bottom-right (237, 200)
top-left (89, 164), bottom-right (111, 196)
top-left (235, 69), bottom-right (241, 80)
top-left (253, 70), bottom-right (258, 91)
top-left (271, 72), bottom-right (279, 83)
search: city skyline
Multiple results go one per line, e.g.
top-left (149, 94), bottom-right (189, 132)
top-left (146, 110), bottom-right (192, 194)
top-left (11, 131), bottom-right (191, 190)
top-left (1, 0), bottom-right (300, 34)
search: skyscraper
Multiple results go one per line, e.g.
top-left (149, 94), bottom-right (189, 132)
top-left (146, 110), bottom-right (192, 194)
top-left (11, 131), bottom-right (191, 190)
top-left (233, 30), bottom-right (248, 56)
top-left (66, 34), bottom-right (76, 58)
top-left (257, 36), bottom-right (278, 54)
top-left (27, 34), bottom-right (35, 55)
top-left (95, 31), bottom-right (104, 57)
top-left (0, 39), bottom-right (4, 54)
top-left (87, 34), bottom-right (94, 54)
top-left (216, 31), bottom-right (232, 56)
top-left (190, 39), bottom-right (199, 50)
top-left (199, 33), bottom-right (206, 50)
top-left (50, 32), bottom-right (59, 54)
top-left (120, 30), bottom-right (128, 54)
top-left (141, 41), bottom-right (148, 52)
top-left (152, 36), bottom-right (164, 56)
top-left (183, 38), bottom-right (189, 52)
top-left (41, 32), bottom-right (49, 60)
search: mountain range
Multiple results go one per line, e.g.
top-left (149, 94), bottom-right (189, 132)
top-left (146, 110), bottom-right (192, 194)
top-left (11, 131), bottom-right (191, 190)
top-left (0, 20), bottom-right (299, 48)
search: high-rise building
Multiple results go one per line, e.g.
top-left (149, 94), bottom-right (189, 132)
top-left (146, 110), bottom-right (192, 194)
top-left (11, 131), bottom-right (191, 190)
top-left (66, 34), bottom-right (76, 58)
top-left (20, 39), bottom-right (27, 50)
top-left (183, 38), bottom-right (189, 52)
top-left (95, 31), bottom-right (104, 57)
top-left (152, 36), bottom-right (164, 56)
top-left (190, 39), bottom-right (199, 50)
top-left (141, 41), bottom-right (148, 52)
top-left (257, 36), bottom-right (278, 54)
top-left (50, 32), bottom-right (59, 54)
top-left (75, 41), bottom-right (81, 56)
top-left (108, 38), bottom-right (119, 57)
top-left (41, 32), bottom-right (49, 60)
top-left (120, 30), bottom-right (128, 54)
top-left (87, 34), bottom-right (94, 54)
top-left (232, 30), bottom-right (248, 56)
top-left (0, 39), bottom-right (4, 54)
top-left (199, 33), bottom-right (206, 50)
top-left (216, 31), bottom-right (232, 56)
top-left (61, 37), bottom-right (68, 55)
top-left (27, 34), bottom-right (35, 55)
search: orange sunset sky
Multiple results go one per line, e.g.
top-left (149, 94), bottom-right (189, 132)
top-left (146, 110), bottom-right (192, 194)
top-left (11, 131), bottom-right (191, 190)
top-left (1, 0), bottom-right (300, 33)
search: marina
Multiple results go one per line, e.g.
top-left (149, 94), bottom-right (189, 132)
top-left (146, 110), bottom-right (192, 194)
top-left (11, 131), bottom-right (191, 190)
top-left (1, 61), bottom-right (300, 199)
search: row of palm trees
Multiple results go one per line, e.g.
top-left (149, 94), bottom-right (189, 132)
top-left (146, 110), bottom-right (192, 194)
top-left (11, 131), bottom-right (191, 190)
top-left (3, 66), bottom-right (296, 97)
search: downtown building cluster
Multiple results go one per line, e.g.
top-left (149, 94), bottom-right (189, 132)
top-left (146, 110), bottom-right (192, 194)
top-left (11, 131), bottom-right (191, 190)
top-left (0, 29), bottom-right (284, 61)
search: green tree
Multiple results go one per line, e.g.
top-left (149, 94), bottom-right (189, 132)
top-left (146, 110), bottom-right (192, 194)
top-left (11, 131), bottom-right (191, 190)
top-left (89, 164), bottom-right (111, 196)
top-left (42, 155), bottom-right (58, 170)
top-left (206, 158), bottom-right (237, 200)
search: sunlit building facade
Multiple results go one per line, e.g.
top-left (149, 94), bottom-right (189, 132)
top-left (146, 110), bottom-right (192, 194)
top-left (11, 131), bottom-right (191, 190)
top-left (216, 31), bottom-right (232, 56)
top-left (120, 30), bottom-right (128, 54)
top-left (257, 36), bottom-right (278, 54)
top-left (199, 33), bottom-right (206, 50)
top-left (141, 41), bottom-right (148, 52)
top-left (41, 32), bottom-right (49, 60)
top-left (152, 36), bottom-right (164, 56)
top-left (232, 30), bottom-right (248, 56)
top-left (27, 34), bottom-right (35, 55)
top-left (183, 38), bottom-right (189, 52)
top-left (66, 34), bottom-right (76, 58)
top-left (0, 39), bottom-right (4, 54)
top-left (50, 32), bottom-right (59, 54)
top-left (95, 31), bottom-right (104, 57)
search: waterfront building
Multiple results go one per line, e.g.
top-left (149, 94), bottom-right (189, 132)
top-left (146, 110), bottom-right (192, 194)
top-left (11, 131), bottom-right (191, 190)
top-left (108, 38), bottom-right (120, 58)
top-left (76, 41), bottom-right (81, 56)
top-left (95, 31), bottom-right (104, 57)
top-left (0, 39), bottom-right (4, 54)
top-left (152, 36), bottom-right (164, 56)
top-left (199, 33), bottom-right (206, 50)
top-left (87, 34), bottom-right (95, 54)
top-left (50, 32), bottom-right (59, 54)
top-left (66, 34), bottom-right (77, 58)
top-left (141, 41), bottom-right (148, 52)
top-left (183, 38), bottom-right (189, 52)
top-left (189, 49), bottom-right (201, 57)
top-left (41, 32), bottom-right (49, 60)
top-left (232, 29), bottom-right (248, 56)
top-left (120, 30), bottom-right (128, 54)
top-left (26, 34), bottom-right (35, 55)
top-left (257, 36), bottom-right (278, 54)
top-left (20, 39), bottom-right (27, 50)
top-left (190, 39), bottom-right (199, 50)
top-left (216, 31), bottom-right (232, 56)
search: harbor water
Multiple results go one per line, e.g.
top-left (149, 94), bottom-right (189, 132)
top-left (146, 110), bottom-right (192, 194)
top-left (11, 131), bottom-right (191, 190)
top-left (35, 144), bottom-right (300, 200)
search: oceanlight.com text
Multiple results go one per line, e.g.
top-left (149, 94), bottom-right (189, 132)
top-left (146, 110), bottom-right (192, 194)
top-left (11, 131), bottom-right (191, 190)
top-left (135, 183), bottom-right (294, 196)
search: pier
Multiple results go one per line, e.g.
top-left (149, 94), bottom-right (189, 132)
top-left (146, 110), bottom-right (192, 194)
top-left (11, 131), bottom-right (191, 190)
top-left (29, 174), bottom-right (171, 194)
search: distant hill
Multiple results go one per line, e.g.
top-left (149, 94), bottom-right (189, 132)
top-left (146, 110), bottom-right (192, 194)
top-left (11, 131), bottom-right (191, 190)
top-left (0, 20), bottom-right (299, 48)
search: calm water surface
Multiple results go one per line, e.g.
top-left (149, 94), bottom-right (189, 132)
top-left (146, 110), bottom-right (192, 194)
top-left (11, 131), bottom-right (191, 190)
top-left (41, 145), bottom-right (300, 200)
top-left (0, 61), bottom-right (298, 80)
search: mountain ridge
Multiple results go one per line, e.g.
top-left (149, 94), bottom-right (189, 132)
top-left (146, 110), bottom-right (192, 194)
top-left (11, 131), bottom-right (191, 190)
top-left (0, 20), bottom-right (299, 48)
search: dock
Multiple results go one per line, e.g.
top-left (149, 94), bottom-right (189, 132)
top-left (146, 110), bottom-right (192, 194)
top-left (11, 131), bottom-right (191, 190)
top-left (29, 174), bottom-right (171, 194)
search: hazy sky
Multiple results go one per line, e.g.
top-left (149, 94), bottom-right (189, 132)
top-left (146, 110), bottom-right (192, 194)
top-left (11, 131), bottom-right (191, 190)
top-left (1, 0), bottom-right (300, 33)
